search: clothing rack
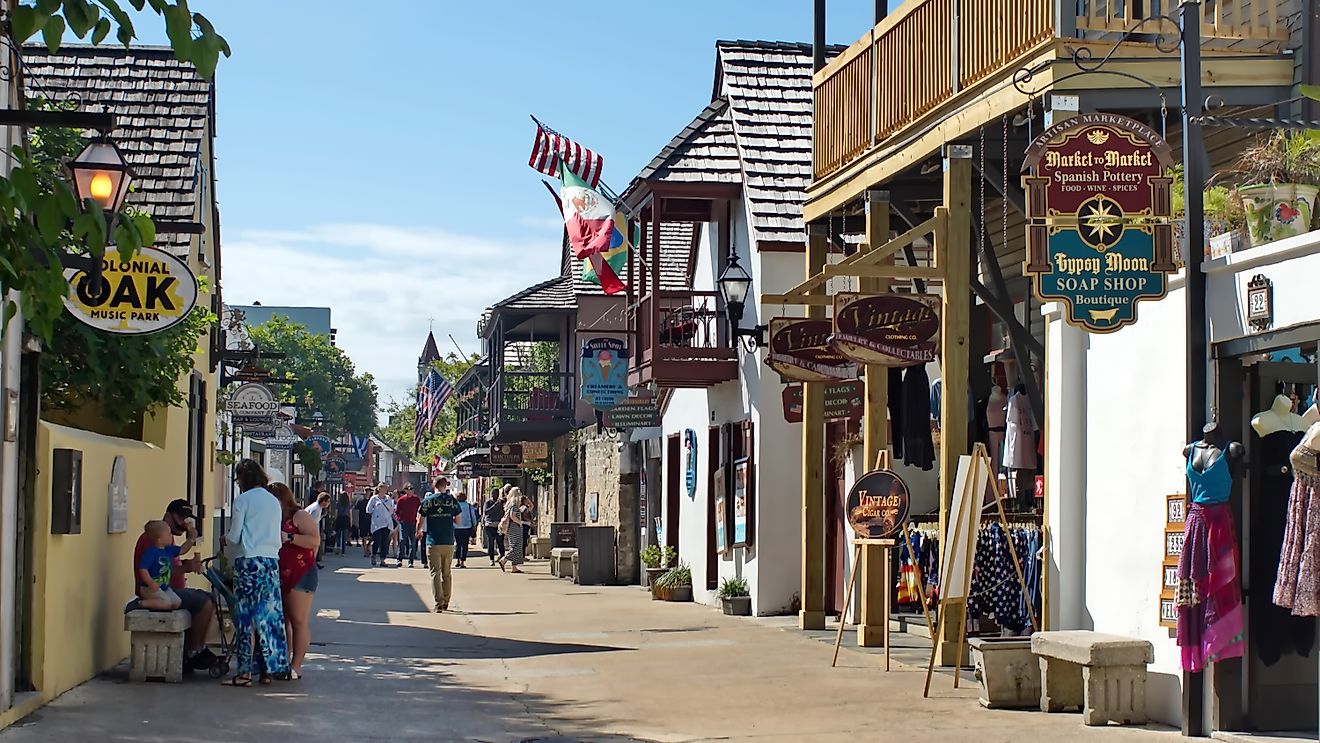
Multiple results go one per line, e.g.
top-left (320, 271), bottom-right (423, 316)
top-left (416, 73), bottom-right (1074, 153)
top-left (909, 511), bottom-right (1041, 525)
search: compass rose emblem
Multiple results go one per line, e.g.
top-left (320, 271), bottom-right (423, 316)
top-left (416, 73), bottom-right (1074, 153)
top-left (1077, 194), bottom-right (1124, 250)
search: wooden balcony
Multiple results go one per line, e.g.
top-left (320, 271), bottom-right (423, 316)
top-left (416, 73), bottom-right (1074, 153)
top-left (812, 0), bottom-right (1296, 188)
top-left (487, 370), bottom-right (576, 443)
top-left (631, 290), bottom-right (738, 389)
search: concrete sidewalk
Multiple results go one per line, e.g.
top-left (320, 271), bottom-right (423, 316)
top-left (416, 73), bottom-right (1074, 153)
top-left (0, 548), bottom-right (1179, 742)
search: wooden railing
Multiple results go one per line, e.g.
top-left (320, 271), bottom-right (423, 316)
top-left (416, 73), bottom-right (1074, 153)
top-left (813, 0), bottom-right (1293, 180)
top-left (814, 0), bottom-right (1054, 179)
top-left (635, 290), bottom-right (735, 364)
top-left (1075, 0), bottom-right (1290, 42)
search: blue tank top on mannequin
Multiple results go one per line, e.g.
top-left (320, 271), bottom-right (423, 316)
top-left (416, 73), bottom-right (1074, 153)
top-left (1186, 450), bottom-right (1232, 504)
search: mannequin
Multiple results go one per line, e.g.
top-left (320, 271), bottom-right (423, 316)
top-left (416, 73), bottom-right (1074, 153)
top-left (986, 384), bottom-right (1008, 472)
top-left (1181, 421), bottom-right (1245, 483)
top-left (1252, 394), bottom-right (1308, 437)
top-left (1301, 402), bottom-right (1320, 428)
top-left (1004, 383), bottom-right (1037, 510)
top-left (1177, 420), bottom-right (1247, 673)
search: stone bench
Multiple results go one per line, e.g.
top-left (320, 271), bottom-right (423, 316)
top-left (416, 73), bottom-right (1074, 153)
top-left (124, 609), bottom-right (192, 683)
top-left (529, 536), bottom-right (552, 560)
top-left (550, 547), bottom-right (578, 578)
top-left (1031, 630), bottom-right (1153, 726)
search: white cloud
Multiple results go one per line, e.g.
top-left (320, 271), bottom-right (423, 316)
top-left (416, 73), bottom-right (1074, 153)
top-left (221, 223), bottom-right (563, 405)
top-left (519, 215), bottom-right (565, 231)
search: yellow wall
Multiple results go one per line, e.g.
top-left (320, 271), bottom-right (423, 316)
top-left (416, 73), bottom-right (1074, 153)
top-left (29, 419), bottom-right (214, 700)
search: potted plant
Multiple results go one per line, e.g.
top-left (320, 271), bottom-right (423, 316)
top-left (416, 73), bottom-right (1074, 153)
top-left (1171, 164), bottom-right (1248, 259)
top-left (717, 576), bottom-right (751, 616)
top-left (656, 563), bottom-right (693, 602)
top-left (642, 544), bottom-right (676, 588)
top-left (1216, 130), bottom-right (1320, 246)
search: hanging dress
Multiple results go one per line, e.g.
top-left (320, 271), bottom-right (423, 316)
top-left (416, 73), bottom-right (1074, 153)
top-left (1275, 436), bottom-right (1320, 617)
top-left (1177, 450), bottom-right (1246, 672)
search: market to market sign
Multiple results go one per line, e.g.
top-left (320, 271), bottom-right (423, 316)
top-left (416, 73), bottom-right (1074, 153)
top-left (1022, 113), bottom-right (1178, 333)
top-left (62, 247), bottom-right (199, 335)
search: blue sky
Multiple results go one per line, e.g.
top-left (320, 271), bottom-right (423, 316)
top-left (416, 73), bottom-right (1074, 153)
top-left (168, 1), bottom-right (895, 403)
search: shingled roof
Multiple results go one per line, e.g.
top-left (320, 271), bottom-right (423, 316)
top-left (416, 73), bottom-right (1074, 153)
top-left (491, 275), bottom-right (576, 314)
top-left (23, 45), bottom-right (214, 255)
top-left (636, 97), bottom-right (740, 186)
top-left (715, 40), bottom-right (841, 248)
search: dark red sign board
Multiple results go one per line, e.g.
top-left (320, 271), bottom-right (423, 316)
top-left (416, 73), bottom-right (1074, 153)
top-left (765, 317), bottom-right (858, 383)
top-left (832, 292), bottom-right (940, 366)
top-left (845, 469), bottom-right (911, 540)
top-left (781, 381), bottom-right (864, 424)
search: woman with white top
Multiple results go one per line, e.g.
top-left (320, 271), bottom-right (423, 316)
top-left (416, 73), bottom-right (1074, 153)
top-left (221, 459), bottom-right (290, 686)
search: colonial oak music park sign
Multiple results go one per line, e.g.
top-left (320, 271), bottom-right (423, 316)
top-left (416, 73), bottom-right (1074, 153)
top-left (1022, 113), bottom-right (1177, 333)
top-left (62, 247), bottom-right (199, 335)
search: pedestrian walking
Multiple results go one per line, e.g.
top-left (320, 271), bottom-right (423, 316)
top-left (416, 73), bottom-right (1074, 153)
top-left (394, 484), bottom-right (422, 568)
top-left (499, 486), bottom-right (528, 573)
top-left (273, 482), bottom-right (318, 680)
top-left (416, 486), bottom-right (430, 568)
top-left (521, 493), bottom-right (535, 552)
top-left (482, 487), bottom-right (506, 566)
top-left (221, 459), bottom-right (290, 686)
top-left (354, 490), bottom-right (370, 555)
top-left (305, 492), bottom-right (330, 569)
top-left (333, 492), bottom-right (351, 554)
top-left (419, 477), bottom-right (462, 612)
top-left (367, 483), bottom-right (395, 567)
top-left (453, 491), bottom-right (478, 568)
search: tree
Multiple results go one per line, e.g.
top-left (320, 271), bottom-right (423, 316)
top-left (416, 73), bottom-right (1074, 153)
top-left (246, 316), bottom-right (378, 437)
top-left (2, 1), bottom-right (229, 341)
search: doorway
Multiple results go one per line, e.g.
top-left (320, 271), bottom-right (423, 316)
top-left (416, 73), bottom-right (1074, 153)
top-left (824, 421), bottom-right (850, 617)
top-left (1237, 356), bottom-right (1319, 733)
top-left (666, 434), bottom-right (681, 559)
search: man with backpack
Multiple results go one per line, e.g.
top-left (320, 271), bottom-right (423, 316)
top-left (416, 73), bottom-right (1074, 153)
top-left (482, 487), bottom-right (506, 566)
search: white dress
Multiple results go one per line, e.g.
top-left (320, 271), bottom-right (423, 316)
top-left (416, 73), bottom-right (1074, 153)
top-left (1002, 390), bottom-right (1037, 470)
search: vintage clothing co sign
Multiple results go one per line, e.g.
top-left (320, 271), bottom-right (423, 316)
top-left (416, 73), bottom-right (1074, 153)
top-left (63, 247), bottom-right (199, 335)
top-left (766, 317), bottom-right (859, 382)
top-left (1022, 113), bottom-right (1177, 333)
top-left (831, 292), bottom-right (940, 366)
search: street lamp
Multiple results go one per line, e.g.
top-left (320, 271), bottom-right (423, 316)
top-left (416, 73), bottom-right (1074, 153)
top-left (66, 136), bottom-right (135, 300)
top-left (311, 410), bottom-right (325, 429)
top-left (717, 252), bottom-right (766, 351)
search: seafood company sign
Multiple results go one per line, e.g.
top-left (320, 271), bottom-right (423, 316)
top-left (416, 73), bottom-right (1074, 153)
top-left (1022, 113), bottom-right (1178, 333)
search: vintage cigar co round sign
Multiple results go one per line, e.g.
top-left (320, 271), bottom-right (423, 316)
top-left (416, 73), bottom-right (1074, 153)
top-left (62, 246), bottom-right (199, 335)
top-left (846, 469), bottom-right (911, 540)
top-left (831, 292), bottom-right (940, 366)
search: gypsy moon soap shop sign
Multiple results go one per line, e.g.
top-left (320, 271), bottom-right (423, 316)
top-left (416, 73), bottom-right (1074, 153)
top-left (1022, 112), bottom-right (1177, 333)
top-left (62, 247), bottom-right (199, 335)
top-left (580, 338), bottom-right (629, 411)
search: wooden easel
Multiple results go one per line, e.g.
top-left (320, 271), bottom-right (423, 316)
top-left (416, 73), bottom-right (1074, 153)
top-left (922, 443), bottom-right (1038, 697)
top-left (831, 451), bottom-right (937, 672)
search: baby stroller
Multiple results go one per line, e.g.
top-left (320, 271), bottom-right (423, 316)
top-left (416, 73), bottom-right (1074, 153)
top-left (201, 555), bottom-right (238, 679)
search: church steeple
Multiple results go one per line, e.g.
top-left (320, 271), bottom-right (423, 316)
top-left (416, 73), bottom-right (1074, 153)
top-left (418, 331), bottom-right (441, 379)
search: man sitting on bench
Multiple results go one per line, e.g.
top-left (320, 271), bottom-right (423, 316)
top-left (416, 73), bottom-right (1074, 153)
top-left (125, 499), bottom-right (217, 672)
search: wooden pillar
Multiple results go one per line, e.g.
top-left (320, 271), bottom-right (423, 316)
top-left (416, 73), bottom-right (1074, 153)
top-left (800, 223), bottom-right (828, 631)
top-left (858, 189), bottom-right (891, 647)
top-left (938, 146), bottom-right (973, 665)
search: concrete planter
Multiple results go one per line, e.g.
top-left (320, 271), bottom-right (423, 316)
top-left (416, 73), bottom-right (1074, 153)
top-left (968, 637), bottom-right (1041, 709)
top-left (721, 596), bottom-right (752, 616)
top-left (644, 567), bottom-right (667, 587)
top-left (663, 586), bottom-right (693, 602)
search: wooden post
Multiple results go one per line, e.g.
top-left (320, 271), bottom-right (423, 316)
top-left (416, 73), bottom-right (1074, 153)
top-left (800, 223), bottom-right (828, 631)
top-left (858, 190), bottom-right (891, 648)
top-left (937, 146), bottom-right (973, 665)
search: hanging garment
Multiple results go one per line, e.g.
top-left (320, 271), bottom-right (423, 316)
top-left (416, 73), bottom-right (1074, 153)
top-left (1177, 502), bottom-right (1245, 672)
top-left (1002, 390), bottom-right (1037, 470)
top-left (1275, 439), bottom-right (1320, 617)
top-left (888, 368), bottom-right (905, 459)
top-left (986, 386), bottom-right (1008, 470)
top-left (986, 523), bottom-right (1028, 633)
top-left (1186, 448), bottom-right (1232, 505)
top-left (902, 365), bottom-right (936, 471)
top-left (1253, 430), bottom-right (1314, 665)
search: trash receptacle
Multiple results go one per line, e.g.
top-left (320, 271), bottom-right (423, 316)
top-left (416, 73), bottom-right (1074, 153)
top-left (574, 526), bottom-right (616, 585)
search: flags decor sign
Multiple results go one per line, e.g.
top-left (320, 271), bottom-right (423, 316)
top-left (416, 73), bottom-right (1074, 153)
top-left (529, 119), bottom-right (603, 188)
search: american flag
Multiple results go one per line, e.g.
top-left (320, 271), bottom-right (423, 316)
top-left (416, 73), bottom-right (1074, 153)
top-left (529, 117), bottom-right (603, 189)
top-left (413, 369), bottom-right (454, 453)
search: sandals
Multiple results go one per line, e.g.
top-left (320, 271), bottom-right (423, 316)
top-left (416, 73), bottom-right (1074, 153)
top-left (275, 670), bottom-right (301, 681)
top-left (259, 674), bottom-right (273, 685)
top-left (497, 558), bottom-right (507, 572)
top-left (225, 674), bottom-right (252, 687)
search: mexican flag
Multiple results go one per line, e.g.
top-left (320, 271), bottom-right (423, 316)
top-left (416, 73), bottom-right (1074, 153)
top-left (562, 163), bottom-right (627, 295)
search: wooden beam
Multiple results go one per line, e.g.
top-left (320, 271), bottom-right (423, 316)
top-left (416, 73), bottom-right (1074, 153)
top-left (937, 148), bottom-right (972, 666)
top-left (825, 264), bottom-right (943, 280)
top-left (760, 294), bottom-right (834, 306)
top-left (859, 189), bottom-right (890, 648)
top-left (800, 225), bottom-right (828, 632)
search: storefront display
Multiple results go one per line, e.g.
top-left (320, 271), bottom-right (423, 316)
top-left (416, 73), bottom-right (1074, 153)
top-left (1275, 422), bottom-right (1320, 618)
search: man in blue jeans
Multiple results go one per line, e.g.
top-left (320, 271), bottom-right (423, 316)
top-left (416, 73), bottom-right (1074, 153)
top-left (394, 483), bottom-right (422, 568)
